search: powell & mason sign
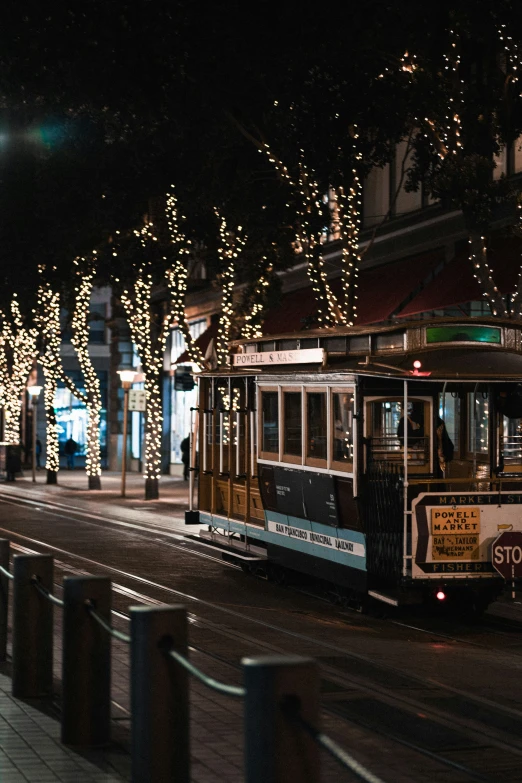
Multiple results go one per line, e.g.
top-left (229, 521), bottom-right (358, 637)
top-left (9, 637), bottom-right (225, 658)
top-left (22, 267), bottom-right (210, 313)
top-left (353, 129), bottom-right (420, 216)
top-left (232, 348), bottom-right (325, 367)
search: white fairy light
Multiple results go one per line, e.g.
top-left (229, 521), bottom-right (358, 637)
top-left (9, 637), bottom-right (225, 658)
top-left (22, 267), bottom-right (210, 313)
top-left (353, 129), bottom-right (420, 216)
top-left (121, 223), bottom-right (170, 499)
top-left (0, 296), bottom-right (38, 446)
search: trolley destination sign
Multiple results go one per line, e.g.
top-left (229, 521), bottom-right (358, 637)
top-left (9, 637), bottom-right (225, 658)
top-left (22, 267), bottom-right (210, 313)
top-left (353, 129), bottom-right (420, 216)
top-left (232, 348), bottom-right (325, 367)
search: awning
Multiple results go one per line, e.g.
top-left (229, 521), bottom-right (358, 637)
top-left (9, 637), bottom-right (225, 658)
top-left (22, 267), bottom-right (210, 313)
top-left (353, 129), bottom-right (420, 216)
top-left (262, 286), bottom-right (320, 334)
top-left (173, 320), bottom-right (218, 365)
top-left (262, 249), bottom-right (444, 332)
top-left (397, 236), bottom-right (522, 318)
top-left (356, 249), bottom-right (443, 324)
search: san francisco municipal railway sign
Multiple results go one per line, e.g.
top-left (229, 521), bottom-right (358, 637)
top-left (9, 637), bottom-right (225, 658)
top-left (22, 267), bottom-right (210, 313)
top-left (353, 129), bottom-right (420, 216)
top-left (491, 532), bottom-right (522, 580)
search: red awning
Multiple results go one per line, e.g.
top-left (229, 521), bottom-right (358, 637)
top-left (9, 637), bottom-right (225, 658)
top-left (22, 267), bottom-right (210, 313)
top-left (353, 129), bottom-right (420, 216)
top-left (262, 286), bottom-right (320, 334)
top-left (355, 249), bottom-right (443, 324)
top-left (173, 320), bottom-right (218, 365)
top-left (261, 249), bottom-right (444, 332)
top-left (397, 236), bottom-right (522, 318)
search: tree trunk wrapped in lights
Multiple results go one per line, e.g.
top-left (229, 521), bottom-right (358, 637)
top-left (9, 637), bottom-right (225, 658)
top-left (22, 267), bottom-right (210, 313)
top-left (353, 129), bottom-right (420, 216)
top-left (165, 189), bottom-right (206, 368)
top-left (403, 25), bottom-right (522, 317)
top-left (259, 142), bottom-right (364, 327)
top-left (35, 281), bottom-right (61, 484)
top-left (37, 266), bottom-right (104, 489)
top-left (214, 208), bottom-right (248, 366)
top-left (122, 246), bottom-right (170, 500)
top-left (68, 258), bottom-right (104, 489)
top-left (0, 296), bottom-right (38, 446)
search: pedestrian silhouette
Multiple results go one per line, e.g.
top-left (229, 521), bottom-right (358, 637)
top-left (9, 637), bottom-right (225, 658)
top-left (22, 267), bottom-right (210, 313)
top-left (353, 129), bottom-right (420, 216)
top-left (64, 437), bottom-right (78, 469)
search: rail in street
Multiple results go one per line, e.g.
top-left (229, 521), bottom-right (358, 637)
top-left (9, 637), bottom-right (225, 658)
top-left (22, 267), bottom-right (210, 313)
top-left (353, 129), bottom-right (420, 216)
top-left (0, 489), bottom-right (522, 780)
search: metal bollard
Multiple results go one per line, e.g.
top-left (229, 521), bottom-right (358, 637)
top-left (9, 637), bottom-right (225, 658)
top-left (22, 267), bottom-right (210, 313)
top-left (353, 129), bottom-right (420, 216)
top-left (61, 576), bottom-right (112, 746)
top-left (12, 554), bottom-right (54, 698)
top-left (242, 655), bottom-right (321, 783)
top-left (130, 605), bottom-right (190, 783)
top-left (0, 539), bottom-right (10, 661)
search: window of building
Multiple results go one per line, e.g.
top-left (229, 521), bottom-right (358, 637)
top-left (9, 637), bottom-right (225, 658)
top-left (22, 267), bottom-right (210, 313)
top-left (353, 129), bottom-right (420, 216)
top-left (55, 370), bottom-right (108, 466)
top-left (393, 139), bottom-right (422, 216)
top-left (260, 390), bottom-right (279, 458)
top-left (89, 303), bottom-right (107, 344)
top-left (283, 391), bottom-right (302, 461)
top-left (363, 165), bottom-right (390, 228)
top-left (306, 391), bottom-right (327, 465)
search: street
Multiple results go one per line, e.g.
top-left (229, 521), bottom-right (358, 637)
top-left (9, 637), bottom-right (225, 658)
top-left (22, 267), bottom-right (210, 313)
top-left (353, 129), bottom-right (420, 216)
top-left (0, 475), bottom-right (522, 781)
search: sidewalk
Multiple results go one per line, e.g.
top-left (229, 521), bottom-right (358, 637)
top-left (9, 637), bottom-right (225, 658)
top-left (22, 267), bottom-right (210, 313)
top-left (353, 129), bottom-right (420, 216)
top-left (0, 470), bottom-right (194, 535)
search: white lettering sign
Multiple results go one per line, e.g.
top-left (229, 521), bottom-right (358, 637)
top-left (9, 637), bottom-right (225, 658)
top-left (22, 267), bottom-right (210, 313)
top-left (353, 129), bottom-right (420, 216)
top-left (267, 520), bottom-right (365, 557)
top-left (232, 348), bottom-right (325, 367)
top-left (128, 389), bottom-right (147, 412)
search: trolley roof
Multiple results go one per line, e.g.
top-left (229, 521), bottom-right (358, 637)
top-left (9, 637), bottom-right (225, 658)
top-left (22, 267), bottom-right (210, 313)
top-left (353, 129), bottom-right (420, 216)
top-left (218, 316), bottom-right (522, 381)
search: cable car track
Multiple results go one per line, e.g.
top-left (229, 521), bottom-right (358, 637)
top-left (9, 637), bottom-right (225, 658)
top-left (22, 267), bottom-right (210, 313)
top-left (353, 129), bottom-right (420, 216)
top-left (1, 488), bottom-right (521, 649)
top-left (3, 529), bottom-right (522, 781)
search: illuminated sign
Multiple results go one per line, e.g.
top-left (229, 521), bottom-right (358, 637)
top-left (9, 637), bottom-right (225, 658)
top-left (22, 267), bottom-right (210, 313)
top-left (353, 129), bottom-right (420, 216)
top-left (426, 325), bottom-right (501, 345)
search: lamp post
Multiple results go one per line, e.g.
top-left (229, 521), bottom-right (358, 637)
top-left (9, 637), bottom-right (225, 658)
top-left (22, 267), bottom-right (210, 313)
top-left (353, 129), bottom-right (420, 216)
top-left (27, 385), bottom-right (42, 483)
top-left (117, 370), bottom-right (137, 498)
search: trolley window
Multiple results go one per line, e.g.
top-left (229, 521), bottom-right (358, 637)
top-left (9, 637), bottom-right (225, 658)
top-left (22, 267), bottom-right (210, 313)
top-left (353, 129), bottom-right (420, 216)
top-left (364, 397), bottom-right (432, 471)
top-left (468, 392), bottom-right (489, 455)
top-left (283, 390), bottom-right (302, 462)
top-left (439, 393), bottom-right (460, 459)
top-left (260, 389), bottom-right (279, 459)
top-left (501, 416), bottom-right (522, 472)
top-left (331, 389), bottom-right (354, 470)
top-left (306, 390), bottom-right (327, 466)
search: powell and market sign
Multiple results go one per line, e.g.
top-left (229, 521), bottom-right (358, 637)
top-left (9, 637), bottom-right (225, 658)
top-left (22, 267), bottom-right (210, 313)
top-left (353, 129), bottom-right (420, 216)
top-left (232, 348), bottom-right (325, 367)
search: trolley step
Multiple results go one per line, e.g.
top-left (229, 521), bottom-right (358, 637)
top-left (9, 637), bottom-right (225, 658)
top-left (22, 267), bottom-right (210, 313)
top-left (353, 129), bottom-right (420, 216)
top-left (190, 531), bottom-right (267, 561)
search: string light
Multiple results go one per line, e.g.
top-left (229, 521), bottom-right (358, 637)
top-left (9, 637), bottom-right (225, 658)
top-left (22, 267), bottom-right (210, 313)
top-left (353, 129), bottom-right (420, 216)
top-left (121, 224), bottom-right (170, 500)
top-left (261, 142), bottom-right (352, 326)
top-left (164, 188), bottom-right (206, 368)
top-left (214, 209), bottom-right (247, 366)
top-left (35, 278), bottom-right (62, 481)
top-left (241, 257), bottom-right (273, 339)
top-left (511, 200), bottom-right (522, 316)
top-left (404, 28), bottom-right (510, 317)
top-left (69, 258), bottom-right (104, 488)
top-left (0, 296), bottom-right (38, 446)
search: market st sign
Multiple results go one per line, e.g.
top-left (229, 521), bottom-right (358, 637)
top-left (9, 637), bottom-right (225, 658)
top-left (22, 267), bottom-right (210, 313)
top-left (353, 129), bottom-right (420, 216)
top-left (232, 348), bottom-right (325, 367)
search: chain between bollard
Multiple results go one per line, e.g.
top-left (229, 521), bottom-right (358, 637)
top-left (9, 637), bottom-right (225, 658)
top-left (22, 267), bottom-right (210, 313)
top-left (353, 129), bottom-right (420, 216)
top-left (280, 696), bottom-right (387, 783)
top-left (0, 565), bottom-right (13, 581)
top-left (85, 599), bottom-right (131, 643)
top-left (166, 647), bottom-right (245, 698)
top-left (31, 576), bottom-right (64, 607)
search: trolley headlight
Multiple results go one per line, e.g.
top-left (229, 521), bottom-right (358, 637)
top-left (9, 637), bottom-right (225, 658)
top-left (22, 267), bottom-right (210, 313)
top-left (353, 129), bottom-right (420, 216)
top-left (436, 590), bottom-right (446, 601)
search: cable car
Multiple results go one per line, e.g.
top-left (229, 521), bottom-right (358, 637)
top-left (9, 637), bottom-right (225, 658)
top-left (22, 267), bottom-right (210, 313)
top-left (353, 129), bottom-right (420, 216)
top-left (186, 317), bottom-right (522, 612)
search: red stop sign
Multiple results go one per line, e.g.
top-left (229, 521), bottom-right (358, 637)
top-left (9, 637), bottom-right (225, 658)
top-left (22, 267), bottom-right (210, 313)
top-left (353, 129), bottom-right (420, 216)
top-left (492, 532), bottom-right (522, 579)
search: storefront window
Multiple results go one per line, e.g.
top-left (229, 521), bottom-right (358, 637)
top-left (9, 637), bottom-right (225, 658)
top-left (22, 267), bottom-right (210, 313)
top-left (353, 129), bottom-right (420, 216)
top-left (54, 370), bottom-right (108, 466)
top-left (283, 392), bottom-right (302, 457)
top-left (307, 392), bottom-right (327, 461)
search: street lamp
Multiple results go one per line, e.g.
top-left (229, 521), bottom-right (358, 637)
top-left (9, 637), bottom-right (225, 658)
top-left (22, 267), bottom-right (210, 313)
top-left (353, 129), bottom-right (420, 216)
top-left (27, 385), bottom-right (42, 483)
top-left (117, 370), bottom-right (137, 497)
